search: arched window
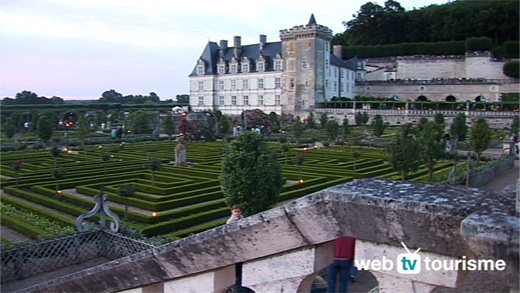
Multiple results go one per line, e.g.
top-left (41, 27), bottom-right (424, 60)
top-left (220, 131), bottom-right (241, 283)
top-left (475, 95), bottom-right (487, 102)
top-left (445, 95), bottom-right (456, 102)
top-left (416, 96), bottom-right (428, 102)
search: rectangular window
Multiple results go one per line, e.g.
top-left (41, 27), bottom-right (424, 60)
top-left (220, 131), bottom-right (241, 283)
top-left (197, 65), bottom-right (204, 75)
top-left (218, 65), bottom-right (225, 74)
top-left (257, 62), bottom-right (264, 72)
top-left (231, 96), bottom-right (237, 106)
top-left (275, 95), bottom-right (281, 106)
top-left (230, 64), bottom-right (237, 74)
top-left (219, 80), bottom-right (224, 90)
top-left (219, 96), bottom-right (225, 105)
top-left (198, 96), bottom-right (204, 106)
top-left (244, 96), bottom-right (249, 106)
top-left (334, 68), bottom-right (338, 77)
top-left (258, 95), bottom-right (264, 106)
top-left (275, 78), bottom-right (281, 89)
top-left (198, 81), bottom-right (204, 91)
top-left (243, 79), bottom-right (249, 90)
top-left (242, 63), bottom-right (249, 73)
top-left (274, 60), bottom-right (282, 71)
top-left (334, 81), bottom-right (337, 91)
top-left (258, 78), bottom-right (264, 89)
top-left (231, 80), bottom-right (236, 90)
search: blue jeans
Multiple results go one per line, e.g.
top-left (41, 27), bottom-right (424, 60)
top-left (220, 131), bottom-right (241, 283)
top-left (327, 259), bottom-right (352, 293)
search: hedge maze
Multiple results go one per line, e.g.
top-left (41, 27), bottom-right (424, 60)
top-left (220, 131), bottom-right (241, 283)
top-left (0, 140), bottom-right (454, 241)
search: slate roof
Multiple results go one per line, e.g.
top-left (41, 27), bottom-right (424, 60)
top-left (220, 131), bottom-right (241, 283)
top-left (189, 35), bottom-right (358, 76)
top-left (189, 41), bottom-right (282, 76)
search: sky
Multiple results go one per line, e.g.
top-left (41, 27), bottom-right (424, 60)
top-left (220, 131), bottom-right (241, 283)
top-left (0, 0), bottom-right (451, 101)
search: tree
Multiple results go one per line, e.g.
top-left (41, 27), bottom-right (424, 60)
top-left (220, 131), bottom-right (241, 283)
top-left (292, 117), bottom-right (304, 143)
top-left (268, 112), bottom-right (281, 133)
top-left (37, 115), bottom-right (54, 144)
top-left (101, 152), bottom-right (111, 176)
top-left (178, 116), bottom-right (193, 137)
top-left (75, 115), bottom-right (90, 157)
top-left (418, 121), bottom-right (445, 182)
top-left (306, 112), bottom-right (316, 130)
top-left (372, 114), bottom-right (386, 137)
top-left (503, 60), bottom-right (520, 78)
top-left (295, 153), bottom-right (305, 182)
top-left (325, 119), bottom-right (340, 142)
top-left (342, 116), bottom-right (351, 141)
top-left (11, 160), bottom-right (23, 187)
top-left (100, 89), bottom-right (123, 103)
top-left (128, 110), bottom-right (151, 134)
top-left (3, 118), bottom-right (16, 139)
top-left (162, 113), bottom-right (176, 140)
top-left (355, 111), bottom-right (369, 126)
top-left (388, 124), bottom-right (422, 181)
top-left (50, 145), bottom-right (63, 195)
top-left (448, 113), bottom-right (468, 185)
top-left (469, 118), bottom-right (491, 162)
top-left (434, 113), bottom-right (445, 127)
top-left (118, 184), bottom-right (135, 220)
top-left (450, 113), bottom-right (468, 143)
top-left (352, 150), bottom-right (361, 170)
top-left (219, 115), bottom-right (231, 137)
top-left (145, 156), bottom-right (162, 186)
top-left (176, 94), bottom-right (189, 103)
top-left (220, 131), bottom-right (283, 216)
top-left (319, 113), bottom-right (328, 129)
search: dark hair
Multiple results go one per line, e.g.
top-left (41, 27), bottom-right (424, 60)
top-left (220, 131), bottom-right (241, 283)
top-left (231, 204), bottom-right (242, 210)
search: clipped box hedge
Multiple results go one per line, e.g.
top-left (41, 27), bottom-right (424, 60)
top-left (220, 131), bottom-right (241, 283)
top-left (1, 213), bottom-right (51, 239)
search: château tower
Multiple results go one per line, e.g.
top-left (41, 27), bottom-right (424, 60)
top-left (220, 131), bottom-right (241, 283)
top-left (279, 14), bottom-right (333, 114)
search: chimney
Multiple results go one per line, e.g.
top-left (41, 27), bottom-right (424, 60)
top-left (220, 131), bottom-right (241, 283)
top-left (233, 36), bottom-right (242, 57)
top-left (259, 34), bottom-right (266, 51)
top-left (333, 45), bottom-right (342, 60)
top-left (219, 40), bottom-right (228, 58)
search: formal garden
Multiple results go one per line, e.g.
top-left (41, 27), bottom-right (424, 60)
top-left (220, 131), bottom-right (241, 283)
top-left (1, 104), bottom-right (516, 249)
top-left (0, 136), bottom-right (464, 244)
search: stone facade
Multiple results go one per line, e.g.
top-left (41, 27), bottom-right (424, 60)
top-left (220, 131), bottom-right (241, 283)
top-left (189, 14), bottom-right (359, 116)
top-left (188, 16), bottom-right (518, 121)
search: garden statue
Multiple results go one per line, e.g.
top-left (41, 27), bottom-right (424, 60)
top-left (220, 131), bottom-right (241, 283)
top-left (175, 136), bottom-right (187, 166)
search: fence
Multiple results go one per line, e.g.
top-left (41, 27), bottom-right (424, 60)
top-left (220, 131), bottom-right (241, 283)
top-left (469, 155), bottom-right (516, 188)
top-left (1, 230), bottom-right (156, 284)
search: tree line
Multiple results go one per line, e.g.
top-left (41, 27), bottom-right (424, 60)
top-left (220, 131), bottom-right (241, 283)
top-left (333, 0), bottom-right (519, 58)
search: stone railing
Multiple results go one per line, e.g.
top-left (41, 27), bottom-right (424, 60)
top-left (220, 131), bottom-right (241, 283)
top-left (315, 108), bottom-right (519, 118)
top-left (19, 179), bottom-right (519, 293)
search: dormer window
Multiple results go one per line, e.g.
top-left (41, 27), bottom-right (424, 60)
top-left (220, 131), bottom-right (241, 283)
top-left (230, 57), bottom-right (239, 74)
top-left (197, 59), bottom-right (205, 75)
top-left (274, 53), bottom-right (283, 71)
top-left (217, 58), bottom-right (226, 74)
top-left (218, 64), bottom-right (225, 74)
top-left (274, 60), bottom-right (283, 71)
top-left (257, 56), bottom-right (265, 72)
top-left (242, 57), bottom-right (250, 73)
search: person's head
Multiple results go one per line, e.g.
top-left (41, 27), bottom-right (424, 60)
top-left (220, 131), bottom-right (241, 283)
top-left (231, 204), bottom-right (242, 217)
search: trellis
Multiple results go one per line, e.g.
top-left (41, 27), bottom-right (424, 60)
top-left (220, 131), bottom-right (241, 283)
top-left (0, 230), bottom-right (156, 284)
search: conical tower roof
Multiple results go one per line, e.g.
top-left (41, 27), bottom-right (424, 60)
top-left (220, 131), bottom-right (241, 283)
top-left (308, 13), bottom-right (317, 25)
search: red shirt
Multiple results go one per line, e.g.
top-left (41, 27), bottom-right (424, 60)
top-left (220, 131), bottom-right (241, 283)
top-left (334, 236), bottom-right (356, 260)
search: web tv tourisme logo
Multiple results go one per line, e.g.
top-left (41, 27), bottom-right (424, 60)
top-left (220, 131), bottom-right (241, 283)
top-left (354, 242), bottom-right (507, 274)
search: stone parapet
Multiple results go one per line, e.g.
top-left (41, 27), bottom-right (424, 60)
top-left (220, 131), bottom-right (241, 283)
top-left (22, 179), bottom-right (519, 293)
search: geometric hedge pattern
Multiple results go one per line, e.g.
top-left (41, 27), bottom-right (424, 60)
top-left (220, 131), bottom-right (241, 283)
top-left (0, 140), bottom-right (453, 240)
